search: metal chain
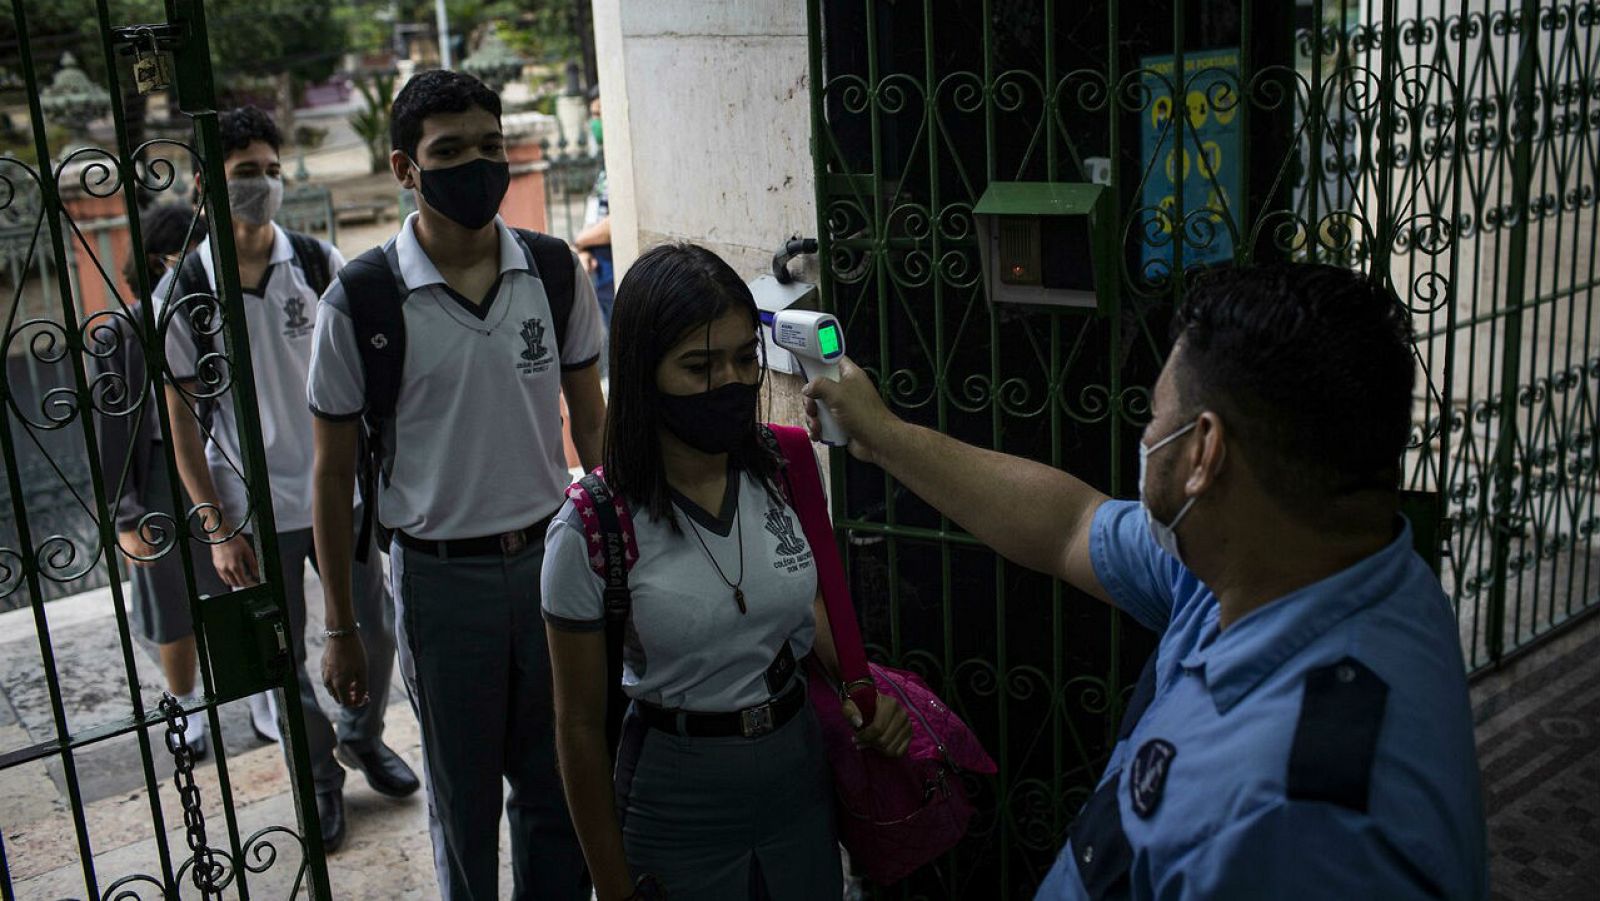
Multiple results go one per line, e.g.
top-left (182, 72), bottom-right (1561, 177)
top-left (159, 693), bottom-right (224, 899)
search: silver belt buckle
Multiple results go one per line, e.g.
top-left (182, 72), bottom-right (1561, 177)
top-left (500, 530), bottom-right (527, 556)
top-left (740, 703), bottom-right (775, 738)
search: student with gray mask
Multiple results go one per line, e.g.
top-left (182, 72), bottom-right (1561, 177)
top-left (156, 106), bottom-right (417, 854)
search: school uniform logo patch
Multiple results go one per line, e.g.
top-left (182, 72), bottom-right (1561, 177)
top-left (284, 296), bottom-right (310, 331)
top-left (1129, 738), bottom-right (1176, 818)
top-left (517, 318), bottom-right (552, 374)
top-left (282, 297), bottom-right (313, 339)
top-left (765, 508), bottom-right (808, 557)
top-left (765, 507), bottom-right (812, 574)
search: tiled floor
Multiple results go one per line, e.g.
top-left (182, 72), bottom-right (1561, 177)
top-left (0, 576), bottom-right (513, 899)
top-left (1472, 612), bottom-right (1600, 900)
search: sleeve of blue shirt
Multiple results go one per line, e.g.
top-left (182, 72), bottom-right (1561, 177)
top-left (1088, 500), bottom-right (1183, 632)
top-left (1160, 799), bottom-right (1442, 900)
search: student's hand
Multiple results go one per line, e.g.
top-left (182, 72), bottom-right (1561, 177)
top-left (802, 356), bottom-right (897, 466)
top-left (322, 634), bottom-right (370, 708)
top-left (117, 529), bottom-right (159, 568)
top-left (843, 691), bottom-right (914, 758)
top-left (578, 249), bottom-right (598, 274)
top-left (211, 532), bottom-right (260, 588)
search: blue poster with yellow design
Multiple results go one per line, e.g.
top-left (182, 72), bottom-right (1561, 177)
top-left (1140, 48), bottom-right (1243, 274)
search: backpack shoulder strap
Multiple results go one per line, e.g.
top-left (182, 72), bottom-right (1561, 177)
top-left (567, 469), bottom-right (637, 757)
top-left (174, 249), bottom-right (210, 299)
top-left (286, 229), bottom-right (333, 298)
top-left (513, 228), bottom-right (576, 353)
top-left (173, 253), bottom-right (219, 422)
top-left (335, 246), bottom-right (406, 420)
top-left (335, 245), bottom-right (407, 562)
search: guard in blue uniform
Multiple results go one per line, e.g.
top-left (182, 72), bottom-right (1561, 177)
top-left (805, 263), bottom-right (1487, 899)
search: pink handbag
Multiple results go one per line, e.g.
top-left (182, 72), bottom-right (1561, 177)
top-left (767, 425), bottom-right (997, 885)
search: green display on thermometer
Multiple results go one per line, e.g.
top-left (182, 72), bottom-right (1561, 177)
top-left (818, 322), bottom-right (841, 356)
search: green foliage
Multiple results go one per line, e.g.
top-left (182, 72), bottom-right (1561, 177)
top-left (349, 71), bottom-right (398, 174)
top-left (337, 0), bottom-right (581, 64)
top-left (0, 0), bottom-right (345, 97)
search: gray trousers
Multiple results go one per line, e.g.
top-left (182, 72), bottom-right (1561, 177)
top-left (274, 527), bottom-right (395, 793)
top-left (390, 539), bottom-right (586, 901)
top-left (613, 699), bottom-right (840, 899)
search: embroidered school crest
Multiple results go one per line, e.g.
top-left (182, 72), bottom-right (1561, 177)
top-left (1129, 738), bottom-right (1176, 818)
top-left (283, 296), bottom-right (310, 331)
top-left (765, 508), bottom-right (808, 558)
top-left (517, 318), bottom-right (552, 376)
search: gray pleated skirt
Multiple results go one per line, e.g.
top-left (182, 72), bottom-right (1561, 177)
top-left (127, 460), bottom-right (228, 644)
top-left (614, 698), bottom-right (842, 900)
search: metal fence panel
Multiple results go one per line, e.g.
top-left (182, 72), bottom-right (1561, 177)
top-left (0, 0), bottom-right (333, 896)
top-left (807, 0), bottom-right (1598, 895)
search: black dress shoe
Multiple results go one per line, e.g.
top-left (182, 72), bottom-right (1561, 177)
top-left (316, 790), bottom-right (346, 854)
top-left (335, 741), bottom-right (421, 798)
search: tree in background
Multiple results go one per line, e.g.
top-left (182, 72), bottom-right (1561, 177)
top-left (0, 0), bottom-right (346, 148)
top-left (348, 70), bottom-right (398, 175)
top-left (336, 0), bottom-right (594, 90)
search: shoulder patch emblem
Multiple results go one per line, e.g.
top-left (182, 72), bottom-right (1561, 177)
top-left (1129, 738), bottom-right (1176, 819)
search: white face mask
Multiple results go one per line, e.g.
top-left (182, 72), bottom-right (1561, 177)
top-left (227, 174), bottom-right (283, 227)
top-left (1138, 419), bottom-right (1199, 562)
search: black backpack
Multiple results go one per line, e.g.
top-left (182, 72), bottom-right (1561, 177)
top-left (174, 229), bottom-right (332, 426)
top-left (337, 228), bottom-right (577, 560)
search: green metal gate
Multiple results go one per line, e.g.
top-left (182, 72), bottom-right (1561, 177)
top-left (1, 1), bottom-right (330, 897)
top-left (808, 0), bottom-right (1598, 895)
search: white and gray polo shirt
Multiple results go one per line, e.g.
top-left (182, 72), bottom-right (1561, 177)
top-left (306, 213), bottom-right (604, 541)
top-left (157, 225), bottom-right (344, 533)
top-left (541, 467), bottom-right (820, 713)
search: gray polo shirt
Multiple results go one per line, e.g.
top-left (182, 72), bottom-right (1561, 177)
top-left (157, 225), bottom-right (344, 532)
top-left (541, 468), bottom-right (820, 712)
top-left (306, 213), bottom-right (604, 540)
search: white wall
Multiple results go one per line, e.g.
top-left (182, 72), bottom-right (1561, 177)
top-left (592, 0), bottom-right (823, 425)
top-left (592, 0), bottom-right (819, 282)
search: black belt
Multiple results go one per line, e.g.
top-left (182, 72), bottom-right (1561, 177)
top-left (638, 681), bottom-right (806, 739)
top-left (396, 513), bottom-right (554, 559)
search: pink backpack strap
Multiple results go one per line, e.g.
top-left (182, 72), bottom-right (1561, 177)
top-left (565, 466), bottom-right (639, 580)
top-left (763, 424), bottom-right (878, 723)
top-left (565, 467), bottom-right (637, 756)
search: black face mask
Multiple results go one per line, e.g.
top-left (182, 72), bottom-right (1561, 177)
top-left (411, 156), bottom-right (510, 230)
top-left (658, 381), bottom-right (759, 455)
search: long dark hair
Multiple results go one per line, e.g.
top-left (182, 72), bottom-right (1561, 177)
top-left (603, 242), bottom-right (782, 529)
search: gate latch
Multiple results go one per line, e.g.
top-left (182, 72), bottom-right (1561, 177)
top-left (201, 586), bottom-right (292, 700)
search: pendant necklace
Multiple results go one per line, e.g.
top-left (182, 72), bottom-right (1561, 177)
top-left (685, 501), bottom-right (747, 614)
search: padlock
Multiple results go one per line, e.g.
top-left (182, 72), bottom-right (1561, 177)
top-left (131, 31), bottom-right (172, 96)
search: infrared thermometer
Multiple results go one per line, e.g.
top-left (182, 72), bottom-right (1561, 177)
top-left (770, 309), bottom-right (848, 446)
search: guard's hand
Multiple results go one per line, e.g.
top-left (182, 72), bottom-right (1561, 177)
top-left (211, 532), bottom-right (259, 588)
top-left (801, 356), bottom-right (894, 465)
top-left (842, 691), bottom-right (913, 758)
top-left (578, 249), bottom-right (598, 274)
top-left (117, 529), bottom-right (159, 568)
top-left (321, 633), bottom-right (370, 708)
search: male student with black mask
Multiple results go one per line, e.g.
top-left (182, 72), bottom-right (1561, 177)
top-left (307, 70), bottom-right (605, 900)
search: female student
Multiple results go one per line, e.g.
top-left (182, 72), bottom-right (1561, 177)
top-left (542, 243), bottom-right (912, 901)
